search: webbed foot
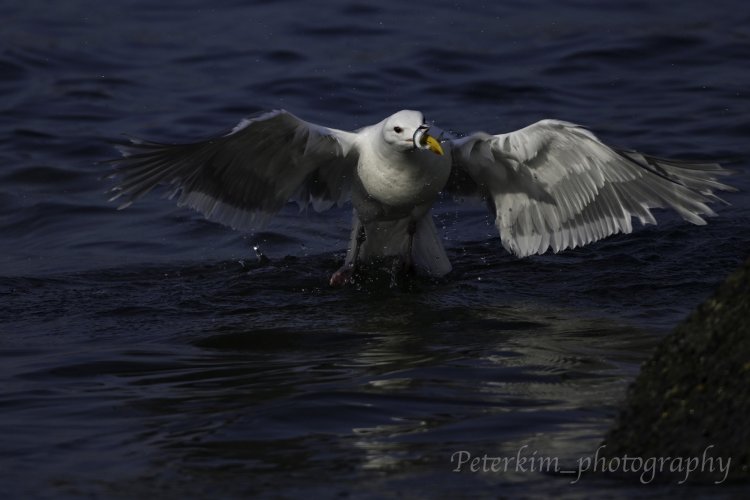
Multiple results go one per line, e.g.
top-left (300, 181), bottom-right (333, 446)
top-left (329, 265), bottom-right (354, 287)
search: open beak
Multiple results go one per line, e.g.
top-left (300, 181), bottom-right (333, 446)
top-left (423, 134), bottom-right (444, 156)
top-left (413, 126), bottom-right (445, 155)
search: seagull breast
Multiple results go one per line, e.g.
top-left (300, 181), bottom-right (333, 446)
top-left (355, 128), bottom-right (451, 209)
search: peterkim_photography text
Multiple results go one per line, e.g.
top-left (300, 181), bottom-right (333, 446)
top-left (450, 445), bottom-right (732, 484)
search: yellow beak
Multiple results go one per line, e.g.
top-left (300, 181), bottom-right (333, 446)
top-left (424, 134), bottom-right (445, 156)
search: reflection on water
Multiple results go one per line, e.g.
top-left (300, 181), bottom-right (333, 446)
top-left (2, 259), bottom-right (665, 497)
top-left (3, 248), bottom-right (747, 496)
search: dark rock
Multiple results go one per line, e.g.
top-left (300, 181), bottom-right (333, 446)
top-left (602, 257), bottom-right (750, 483)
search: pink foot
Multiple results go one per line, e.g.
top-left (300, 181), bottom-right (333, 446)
top-left (329, 266), bottom-right (354, 287)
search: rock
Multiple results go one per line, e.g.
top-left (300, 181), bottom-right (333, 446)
top-left (602, 257), bottom-right (750, 483)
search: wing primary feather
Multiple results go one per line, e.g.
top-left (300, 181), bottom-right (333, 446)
top-left (450, 119), bottom-right (733, 258)
top-left (108, 110), bottom-right (358, 231)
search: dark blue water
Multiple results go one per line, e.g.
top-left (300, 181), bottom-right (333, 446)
top-left (1, 0), bottom-right (749, 497)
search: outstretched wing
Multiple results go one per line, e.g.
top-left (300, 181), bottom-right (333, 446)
top-left (450, 119), bottom-right (734, 258)
top-left (108, 109), bottom-right (359, 230)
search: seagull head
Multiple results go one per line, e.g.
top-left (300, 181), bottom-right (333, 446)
top-left (382, 110), bottom-right (444, 156)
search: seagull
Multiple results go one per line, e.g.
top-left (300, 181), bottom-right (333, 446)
top-left (109, 109), bottom-right (734, 286)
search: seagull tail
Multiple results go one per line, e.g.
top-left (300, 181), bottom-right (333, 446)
top-left (412, 215), bottom-right (452, 277)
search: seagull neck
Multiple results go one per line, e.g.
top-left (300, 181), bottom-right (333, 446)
top-left (357, 128), bottom-right (409, 169)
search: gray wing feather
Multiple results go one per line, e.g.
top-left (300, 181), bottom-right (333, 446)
top-left (108, 110), bottom-right (359, 230)
top-left (450, 119), bottom-right (735, 257)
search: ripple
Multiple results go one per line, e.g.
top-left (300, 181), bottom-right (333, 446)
top-left (427, 80), bottom-right (550, 103)
top-left (175, 49), bottom-right (255, 65)
top-left (561, 34), bottom-right (708, 65)
top-left (193, 328), bottom-right (357, 352)
top-left (27, 358), bottom-right (188, 380)
top-left (340, 3), bottom-right (383, 16)
top-left (250, 76), bottom-right (343, 97)
top-left (0, 165), bottom-right (88, 186)
top-left (0, 58), bottom-right (26, 82)
top-left (0, 201), bottom-right (113, 237)
top-left (415, 49), bottom-right (482, 74)
top-left (295, 24), bottom-right (389, 37)
top-left (11, 128), bottom-right (57, 140)
top-left (382, 65), bottom-right (425, 81)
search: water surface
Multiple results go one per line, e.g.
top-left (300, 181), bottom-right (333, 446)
top-left (1, 0), bottom-right (749, 497)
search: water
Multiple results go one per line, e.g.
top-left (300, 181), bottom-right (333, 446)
top-left (1, 0), bottom-right (749, 497)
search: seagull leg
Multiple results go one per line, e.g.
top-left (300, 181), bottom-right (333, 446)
top-left (388, 220), bottom-right (417, 287)
top-left (351, 223), bottom-right (366, 268)
top-left (329, 223), bottom-right (366, 287)
top-left (405, 219), bottom-right (417, 272)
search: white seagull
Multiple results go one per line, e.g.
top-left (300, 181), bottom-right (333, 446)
top-left (109, 109), bottom-right (734, 285)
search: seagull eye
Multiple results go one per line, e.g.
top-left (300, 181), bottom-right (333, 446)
top-left (393, 126), bottom-right (403, 134)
